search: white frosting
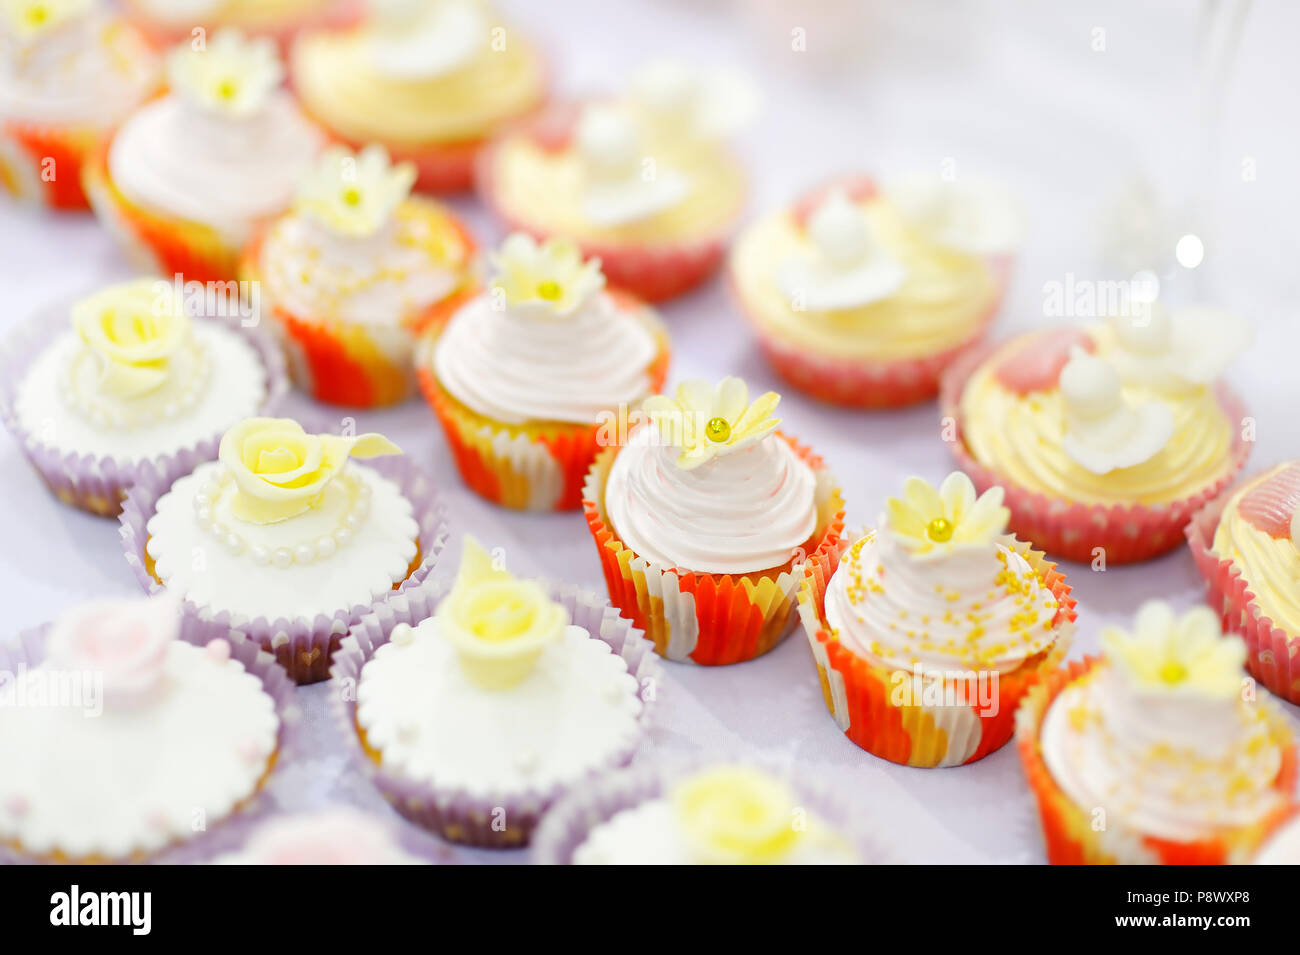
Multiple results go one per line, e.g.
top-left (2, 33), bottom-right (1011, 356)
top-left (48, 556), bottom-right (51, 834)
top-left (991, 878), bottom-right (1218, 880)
top-left (145, 460), bottom-right (418, 625)
top-left (0, 640), bottom-right (277, 859)
top-left (1254, 816), bottom-right (1300, 865)
top-left (213, 809), bottom-right (423, 865)
top-left (367, 0), bottom-right (487, 80)
top-left (824, 531), bottom-right (1059, 674)
top-left (432, 292), bottom-right (659, 426)
top-left (572, 798), bottom-right (857, 865)
top-left (356, 619), bottom-right (643, 798)
top-left (604, 424), bottom-right (818, 575)
top-left (576, 105), bottom-right (689, 227)
top-left (883, 173), bottom-right (1022, 255)
top-left (14, 322), bottom-right (267, 466)
top-left (107, 91), bottom-right (321, 244)
top-left (1041, 664), bottom-right (1285, 844)
top-left (1059, 346), bottom-right (1174, 474)
top-left (0, 9), bottom-right (157, 126)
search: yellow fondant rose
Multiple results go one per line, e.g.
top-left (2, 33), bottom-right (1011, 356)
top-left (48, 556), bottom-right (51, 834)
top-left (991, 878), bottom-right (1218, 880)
top-left (885, 471), bottom-right (1010, 555)
top-left (296, 144), bottom-right (416, 239)
top-left (490, 233), bottom-right (605, 318)
top-left (1103, 600), bottom-right (1247, 699)
top-left (672, 766), bottom-right (801, 864)
top-left (218, 418), bottom-right (400, 525)
top-left (73, 279), bottom-right (190, 399)
top-left (642, 376), bottom-right (780, 471)
top-left (437, 535), bottom-right (568, 690)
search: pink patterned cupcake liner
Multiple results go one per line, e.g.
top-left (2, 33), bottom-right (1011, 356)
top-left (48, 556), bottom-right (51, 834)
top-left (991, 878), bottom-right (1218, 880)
top-left (329, 576), bottom-right (661, 849)
top-left (119, 453), bottom-right (449, 685)
top-left (0, 298), bottom-right (288, 518)
top-left (0, 614), bottom-right (302, 865)
top-left (939, 338), bottom-right (1252, 564)
top-left (1187, 476), bottom-right (1300, 704)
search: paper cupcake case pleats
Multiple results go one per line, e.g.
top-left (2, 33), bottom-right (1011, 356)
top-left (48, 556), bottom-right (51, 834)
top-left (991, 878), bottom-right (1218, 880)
top-left (583, 434), bottom-right (846, 666)
top-left (796, 535), bottom-right (1075, 768)
top-left (0, 121), bottom-right (102, 210)
top-left (0, 305), bottom-right (289, 518)
top-left (1187, 480), bottom-right (1300, 705)
top-left (118, 455), bottom-right (449, 684)
top-left (0, 616), bottom-right (301, 865)
top-left (530, 757), bottom-right (900, 865)
top-left (330, 579), bottom-right (660, 848)
top-left (1015, 657), bottom-right (1297, 864)
top-left (939, 339), bottom-right (1252, 564)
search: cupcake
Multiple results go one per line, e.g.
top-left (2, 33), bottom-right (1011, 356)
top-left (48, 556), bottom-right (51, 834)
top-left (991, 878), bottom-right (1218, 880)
top-left (583, 375), bottom-right (845, 665)
top-left (1017, 601), bottom-right (1296, 864)
top-left (245, 144), bottom-right (477, 407)
top-left (292, 0), bottom-right (546, 194)
top-left (0, 278), bottom-right (286, 516)
top-left (210, 808), bottom-right (428, 865)
top-left (0, 0), bottom-right (159, 210)
top-left (941, 303), bottom-right (1252, 563)
top-left (0, 594), bottom-right (296, 864)
top-left (123, 0), bottom-right (359, 53)
top-left (1251, 811), bottom-right (1300, 864)
top-left (83, 29), bottom-right (323, 282)
top-left (730, 174), bottom-right (1017, 407)
top-left (331, 536), bottom-right (658, 848)
top-left (533, 763), bottom-right (867, 865)
top-left (478, 60), bottom-right (757, 301)
top-left (418, 232), bottom-right (669, 511)
top-left (1187, 461), bottom-right (1300, 704)
top-left (797, 471), bottom-right (1075, 767)
top-left (119, 416), bottom-right (448, 683)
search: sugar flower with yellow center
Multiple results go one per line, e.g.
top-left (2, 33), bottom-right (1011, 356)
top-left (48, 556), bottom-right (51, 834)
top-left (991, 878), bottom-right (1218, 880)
top-left (166, 29), bottom-right (283, 118)
top-left (218, 418), bottom-right (401, 525)
top-left (885, 471), bottom-right (1010, 555)
top-left (489, 233), bottom-right (605, 318)
top-left (642, 376), bottom-right (780, 471)
top-left (74, 279), bottom-right (190, 399)
top-left (436, 535), bottom-right (569, 690)
top-left (1, 0), bottom-right (90, 43)
top-left (296, 145), bottom-right (416, 240)
top-left (1102, 601), bottom-right (1246, 699)
top-left (672, 766), bottom-right (802, 864)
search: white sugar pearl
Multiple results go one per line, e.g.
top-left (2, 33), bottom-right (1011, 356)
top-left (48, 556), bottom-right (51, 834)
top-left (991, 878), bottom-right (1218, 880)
top-left (195, 505), bottom-right (211, 524)
top-left (345, 511), bottom-right (364, 529)
top-left (272, 547), bottom-right (293, 569)
top-left (315, 536), bottom-right (336, 559)
top-left (333, 527), bottom-right (352, 546)
top-left (225, 534), bottom-right (244, 554)
top-left (251, 545), bottom-right (271, 566)
top-left (294, 544), bottom-right (315, 565)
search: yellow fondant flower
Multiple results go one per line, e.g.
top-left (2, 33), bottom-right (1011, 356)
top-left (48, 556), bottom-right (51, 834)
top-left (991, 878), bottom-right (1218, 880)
top-left (218, 418), bottom-right (401, 525)
top-left (885, 471), bottom-right (1009, 555)
top-left (1103, 601), bottom-right (1246, 699)
top-left (489, 233), bottom-right (605, 318)
top-left (642, 376), bottom-right (780, 471)
top-left (166, 29), bottom-right (283, 118)
top-left (296, 145), bottom-right (416, 239)
top-left (672, 766), bottom-right (801, 864)
top-left (0, 0), bottom-right (90, 43)
top-left (73, 279), bottom-right (190, 399)
top-left (437, 535), bottom-right (568, 690)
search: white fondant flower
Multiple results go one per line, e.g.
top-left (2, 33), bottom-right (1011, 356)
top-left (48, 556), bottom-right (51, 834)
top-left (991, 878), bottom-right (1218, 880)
top-left (576, 105), bottom-right (689, 227)
top-left (1059, 346), bottom-right (1174, 475)
top-left (1107, 301), bottom-right (1252, 393)
top-left (367, 0), bottom-right (486, 80)
top-left (219, 418), bottom-right (401, 525)
top-left (45, 594), bottom-right (179, 705)
top-left (0, 0), bottom-right (91, 43)
top-left (73, 279), bottom-right (190, 398)
top-left (883, 173), bottom-right (1022, 255)
top-left (166, 29), bottom-right (283, 118)
top-left (489, 233), bottom-right (605, 318)
top-left (642, 376), bottom-right (780, 471)
top-left (295, 145), bottom-right (416, 239)
top-left (630, 58), bottom-right (761, 140)
top-left (885, 471), bottom-right (1009, 555)
top-left (1102, 601), bottom-right (1246, 699)
top-left (777, 187), bottom-right (906, 311)
top-left (672, 766), bottom-right (801, 864)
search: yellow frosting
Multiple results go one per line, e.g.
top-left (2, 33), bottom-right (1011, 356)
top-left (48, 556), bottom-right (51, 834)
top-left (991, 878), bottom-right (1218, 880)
top-left (488, 118), bottom-right (744, 244)
top-left (959, 326), bottom-right (1236, 505)
top-left (291, 23), bottom-right (544, 145)
top-left (1213, 464), bottom-right (1300, 634)
top-left (730, 194), bottom-right (996, 360)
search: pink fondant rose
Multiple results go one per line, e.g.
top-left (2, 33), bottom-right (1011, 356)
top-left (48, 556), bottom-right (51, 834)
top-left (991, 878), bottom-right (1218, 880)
top-left (45, 595), bottom-right (180, 704)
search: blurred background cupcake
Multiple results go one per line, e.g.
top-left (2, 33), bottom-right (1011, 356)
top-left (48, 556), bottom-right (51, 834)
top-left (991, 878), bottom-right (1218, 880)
top-left (210, 808), bottom-right (432, 864)
top-left (123, 0), bottom-right (361, 55)
top-left (292, 0), bottom-right (546, 194)
top-left (84, 29), bottom-right (322, 282)
top-left (731, 173), bottom-right (1018, 407)
top-left (0, 0), bottom-right (159, 210)
top-left (247, 143), bottom-right (477, 408)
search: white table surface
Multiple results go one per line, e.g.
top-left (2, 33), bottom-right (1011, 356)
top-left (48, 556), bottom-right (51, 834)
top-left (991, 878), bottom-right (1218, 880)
top-left (3, 0), bottom-right (1299, 864)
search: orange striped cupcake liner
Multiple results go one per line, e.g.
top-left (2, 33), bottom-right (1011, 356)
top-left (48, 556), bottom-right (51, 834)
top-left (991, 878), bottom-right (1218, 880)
top-left (582, 434), bottom-right (846, 665)
top-left (1016, 657), bottom-right (1298, 864)
top-left (1, 120), bottom-right (101, 210)
top-left (796, 534), bottom-right (1075, 767)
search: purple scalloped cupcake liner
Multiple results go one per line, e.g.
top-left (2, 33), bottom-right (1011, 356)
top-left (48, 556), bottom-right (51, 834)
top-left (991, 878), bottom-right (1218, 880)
top-left (0, 296), bottom-right (289, 518)
top-left (329, 576), bottom-right (661, 849)
top-left (118, 454), bottom-right (450, 685)
top-left (0, 614), bottom-right (301, 865)
top-left (531, 755), bottom-right (900, 864)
